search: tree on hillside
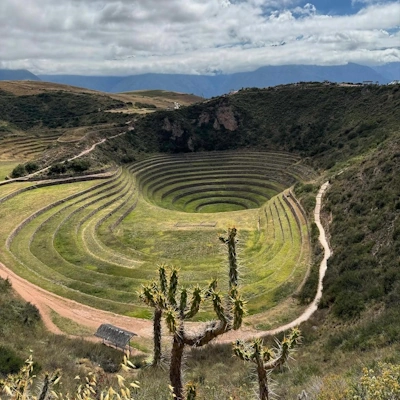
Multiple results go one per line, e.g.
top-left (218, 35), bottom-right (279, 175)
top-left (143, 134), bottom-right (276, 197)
top-left (233, 328), bottom-right (301, 400)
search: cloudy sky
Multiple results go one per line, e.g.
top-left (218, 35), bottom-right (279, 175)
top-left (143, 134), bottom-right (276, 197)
top-left (0, 0), bottom-right (399, 76)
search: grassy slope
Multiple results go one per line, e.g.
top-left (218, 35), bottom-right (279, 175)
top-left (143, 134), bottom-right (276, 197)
top-left (0, 278), bottom-right (124, 388)
top-left (1, 82), bottom-right (399, 398)
top-left (129, 84), bottom-right (399, 166)
top-left (116, 83), bottom-right (400, 395)
top-left (126, 84), bottom-right (400, 321)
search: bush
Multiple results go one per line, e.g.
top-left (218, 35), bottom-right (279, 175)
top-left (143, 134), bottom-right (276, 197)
top-left (48, 163), bottom-right (67, 174)
top-left (11, 164), bottom-right (26, 178)
top-left (0, 277), bottom-right (12, 294)
top-left (0, 346), bottom-right (24, 376)
top-left (333, 291), bottom-right (364, 319)
top-left (68, 159), bottom-right (90, 172)
top-left (20, 303), bottom-right (41, 326)
top-left (24, 162), bottom-right (39, 174)
top-left (348, 362), bottom-right (400, 400)
top-left (135, 102), bottom-right (156, 109)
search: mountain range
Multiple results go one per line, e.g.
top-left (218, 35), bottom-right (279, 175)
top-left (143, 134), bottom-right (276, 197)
top-left (1, 62), bottom-right (398, 97)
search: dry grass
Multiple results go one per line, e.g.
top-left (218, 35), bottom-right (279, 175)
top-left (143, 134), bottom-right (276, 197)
top-left (0, 80), bottom-right (102, 96)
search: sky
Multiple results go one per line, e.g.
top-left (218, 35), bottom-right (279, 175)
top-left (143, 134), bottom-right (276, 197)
top-left (0, 0), bottom-right (399, 76)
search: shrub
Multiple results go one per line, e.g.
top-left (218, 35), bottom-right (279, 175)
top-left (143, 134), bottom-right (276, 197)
top-left (332, 291), bottom-right (364, 319)
top-left (48, 163), bottom-right (67, 174)
top-left (348, 362), bottom-right (400, 400)
top-left (20, 303), bottom-right (41, 326)
top-left (135, 102), bottom-right (157, 109)
top-left (0, 346), bottom-right (24, 376)
top-left (68, 159), bottom-right (90, 172)
top-left (24, 162), bottom-right (39, 174)
top-left (11, 164), bottom-right (26, 178)
top-left (0, 277), bottom-right (12, 293)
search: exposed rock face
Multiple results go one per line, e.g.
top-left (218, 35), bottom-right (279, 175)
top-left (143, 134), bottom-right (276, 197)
top-left (198, 112), bottom-right (210, 126)
top-left (215, 106), bottom-right (237, 131)
top-left (198, 106), bottom-right (238, 131)
top-left (187, 136), bottom-right (194, 151)
top-left (162, 117), bottom-right (184, 139)
top-left (162, 117), bottom-right (172, 131)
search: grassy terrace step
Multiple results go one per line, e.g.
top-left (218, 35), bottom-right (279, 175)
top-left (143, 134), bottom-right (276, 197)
top-left (141, 168), bottom-right (293, 192)
top-left (0, 140), bottom-right (55, 153)
top-left (5, 170), bottom-right (150, 317)
top-left (13, 142), bottom-right (49, 152)
top-left (135, 163), bottom-right (300, 188)
top-left (241, 195), bottom-right (308, 313)
top-left (13, 146), bottom-right (48, 157)
top-left (175, 190), bottom-right (273, 213)
top-left (80, 182), bottom-right (143, 268)
top-left (132, 151), bottom-right (300, 171)
top-left (1, 149), bottom-right (314, 321)
top-left (150, 179), bottom-right (282, 212)
top-left (0, 182), bottom-right (143, 315)
top-left (136, 160), bottom-right (301, 187)
top-left (132, 151), bottom-right (312, 213)
top-left (0, 133), bottom-right (60, 144)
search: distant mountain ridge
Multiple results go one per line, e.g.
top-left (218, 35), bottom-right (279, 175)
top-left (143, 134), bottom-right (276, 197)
top-left (1, 63), bottom-right (398, 97)
top-left (39, 63), bottom-right (397, 97)
top-left (0, 69), bottom-right (41, 81)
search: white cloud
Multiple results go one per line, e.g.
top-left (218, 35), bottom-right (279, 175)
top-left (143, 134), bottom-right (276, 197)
top-left (0, 0), bottom-right (399, 75)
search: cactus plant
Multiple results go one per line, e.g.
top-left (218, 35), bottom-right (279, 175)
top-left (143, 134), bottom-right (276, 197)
top-left (139, 265), bottom-right (170, 367)
top-left (233, 328), bottom-right (301, 400)
top-left (142, 228), bottom-right (244, 400)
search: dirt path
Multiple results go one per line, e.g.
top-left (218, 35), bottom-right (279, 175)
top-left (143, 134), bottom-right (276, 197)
top-left (218, 181), bottom-right (331, 342)
top-left (0, 260), bottom-right (153, 338)
top-left (0, 181), bottom-right (330, 344)
top-left (0, 132), bottom-right (127, 186)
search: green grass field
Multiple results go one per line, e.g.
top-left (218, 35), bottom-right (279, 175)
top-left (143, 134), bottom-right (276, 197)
top-left (0, 150), bottom-right (314, 326)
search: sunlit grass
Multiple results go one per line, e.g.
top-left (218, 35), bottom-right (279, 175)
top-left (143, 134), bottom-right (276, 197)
top-left (1, 152), bottom-right (313, 324)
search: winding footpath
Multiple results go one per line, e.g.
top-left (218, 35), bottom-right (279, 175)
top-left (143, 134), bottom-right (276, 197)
top-left (0, 181), bottom-right (330, 343)
top-left (0, 131), bottom-right (127, 186)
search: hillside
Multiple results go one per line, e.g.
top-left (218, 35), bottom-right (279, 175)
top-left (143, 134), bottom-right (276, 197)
top-left (118, 82), bottom-right (400, 363)
top-left (126, 83), bottom-right (399, 168)
top-left (0, 82), bottom-right (201, 172)
top-left (0, 81), bottom-right (399, 399)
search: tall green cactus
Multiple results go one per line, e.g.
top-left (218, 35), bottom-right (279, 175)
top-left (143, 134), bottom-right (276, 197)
top-left (161, 228), bottom-right (245, 400)
top-left (233, 328), bottom-right (301, 400)
top-left (219, 227), bottom-right (239, 290)
top-left (139, 264), bottom-right (170, 367)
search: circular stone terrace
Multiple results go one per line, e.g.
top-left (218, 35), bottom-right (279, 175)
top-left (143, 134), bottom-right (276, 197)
top-left (1, 149), bottom-right (318, 323)
top-left (133, 151), bottom-right (316, 213)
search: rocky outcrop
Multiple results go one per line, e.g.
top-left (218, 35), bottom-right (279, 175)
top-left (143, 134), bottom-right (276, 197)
top-left (215, 106), bottom-right (238, 131)
top-left (162, 117), bottom-right (184, 139)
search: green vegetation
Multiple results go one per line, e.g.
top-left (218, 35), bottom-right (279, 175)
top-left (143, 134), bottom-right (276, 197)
top-left (0, 151), bottom-right (311, 322)
top-left (0, 89), bottom-right (127, 130)
top-left (134, 102), bottom-right (157, 109)
top-left (50, 310), bottom-right (94, 337)
top-left (321, 136), bottom-right (400, 323)
top-left (234, 328), bottom-right (301, 400)
top-left (0, 276), bottom-right (124, 388)
top-left (128, 84), bottom-right (399, 169)
top-left (0, 81), bottom-right (399, 398)
top-left (0, 162), bottom-right (21, 180)
top-left (135, 151), bottom-right (314, 213)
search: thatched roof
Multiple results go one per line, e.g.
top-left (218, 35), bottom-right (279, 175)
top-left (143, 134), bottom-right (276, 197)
top-left (94, 324), bottom-right (136, 348)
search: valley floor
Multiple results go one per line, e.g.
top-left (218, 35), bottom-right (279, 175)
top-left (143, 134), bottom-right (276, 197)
top-left (0, 182), bottom-right (331, 345)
